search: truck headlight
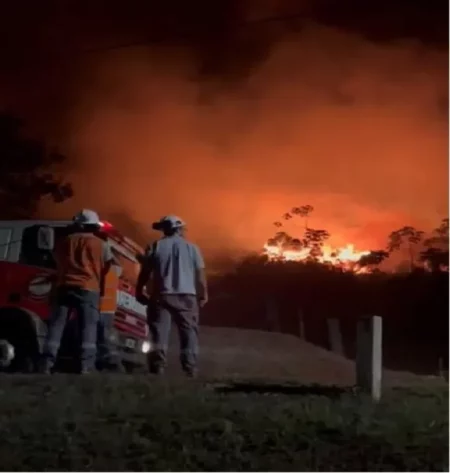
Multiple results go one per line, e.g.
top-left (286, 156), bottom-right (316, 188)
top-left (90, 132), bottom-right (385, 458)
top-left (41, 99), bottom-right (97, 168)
top-left (0, 340), bottom-right (15, 367)
top-left (141, 341), bottom-right (151, 354)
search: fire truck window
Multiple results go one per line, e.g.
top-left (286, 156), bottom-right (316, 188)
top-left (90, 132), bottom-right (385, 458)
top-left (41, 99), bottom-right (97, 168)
top-left (111, 248), bottom-right (139, 285)
top-left (0, 228), bottom-right (12, 260)
top-left (20, 225), bottom-right (66, 269)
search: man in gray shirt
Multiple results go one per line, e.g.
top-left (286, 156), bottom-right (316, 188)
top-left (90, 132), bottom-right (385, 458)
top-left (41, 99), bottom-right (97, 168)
top-left (136, 215), bottom-right (207, 377)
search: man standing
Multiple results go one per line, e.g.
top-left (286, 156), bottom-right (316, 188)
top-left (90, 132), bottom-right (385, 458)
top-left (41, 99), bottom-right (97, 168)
top-left (136, 215), bottom-right (207, 377)
top-left (40, 209), bottom-right (115, 374)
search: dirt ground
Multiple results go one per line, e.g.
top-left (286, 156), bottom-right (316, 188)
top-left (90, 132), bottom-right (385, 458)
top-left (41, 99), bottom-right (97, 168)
top-left (164, 326), bottom-right (446, 387)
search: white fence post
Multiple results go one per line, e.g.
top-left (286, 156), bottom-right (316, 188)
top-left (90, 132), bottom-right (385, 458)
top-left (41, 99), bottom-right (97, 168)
top-left (356, 316), bottom-right (383, 401)
top-left (327, 318), bottom-right (344, 356)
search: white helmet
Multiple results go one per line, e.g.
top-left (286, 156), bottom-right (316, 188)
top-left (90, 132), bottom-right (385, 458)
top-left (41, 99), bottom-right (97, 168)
top-left (72, 209), bottom-right (101, 226)
top-left (152, 215), bottom-right (186, 231)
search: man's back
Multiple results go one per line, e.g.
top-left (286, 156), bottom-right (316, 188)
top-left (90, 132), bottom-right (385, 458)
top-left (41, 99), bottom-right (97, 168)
top-left (150, 235), bottom-right (204, 295)
top-left (55, 232), bottom-right (108, 292)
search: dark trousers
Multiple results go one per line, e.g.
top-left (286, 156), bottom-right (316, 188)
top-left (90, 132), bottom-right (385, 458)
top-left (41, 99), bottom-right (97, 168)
top-left (148, 294), bottom-right (199, 375)
top-left (42, 286), bottom-right (100, 373)
top-left (97, 312), bottom-right (122, 370)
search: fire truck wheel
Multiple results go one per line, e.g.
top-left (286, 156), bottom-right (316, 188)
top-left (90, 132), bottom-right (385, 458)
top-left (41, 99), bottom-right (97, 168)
top-left (0, 309), bottom-right (39, 373)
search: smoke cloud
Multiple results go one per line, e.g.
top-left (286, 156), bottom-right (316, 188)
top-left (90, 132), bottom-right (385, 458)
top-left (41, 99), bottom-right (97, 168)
top-left (2, 2), bottom-right (448, 259)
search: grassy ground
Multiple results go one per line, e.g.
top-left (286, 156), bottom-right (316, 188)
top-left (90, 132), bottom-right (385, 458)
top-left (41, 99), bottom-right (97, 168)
top-left (0, 374), bottom-right (447, 471)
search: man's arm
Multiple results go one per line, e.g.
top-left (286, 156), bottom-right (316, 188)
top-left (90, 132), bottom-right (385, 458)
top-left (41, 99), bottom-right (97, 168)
top-left (135, 244), bottom-right (154, 305)
top-left (193, 245), bottom-right (208, 307)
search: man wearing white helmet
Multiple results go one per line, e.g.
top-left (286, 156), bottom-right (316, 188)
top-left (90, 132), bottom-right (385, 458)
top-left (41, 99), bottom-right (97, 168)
top-left (40, 209), bottom-right (115, 374)
top-left (136, 215), bottom-right (207, 377)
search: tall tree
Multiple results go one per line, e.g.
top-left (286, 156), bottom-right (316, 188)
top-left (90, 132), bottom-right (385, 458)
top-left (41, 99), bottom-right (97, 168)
top-left (420, 218), bottom-right (449, 272)
top-left (0, 112), bottom-right (72, 218)
top-left (424, 218), bottom-right (449, 248)
top-left (267, 231), bottom-right (293, 249)
top-left (303, 228), bottom-right (330, 259)
top-left (291, 205), bottom-right (314, 230)
top-left (387, 226), bottom-right (424, 272)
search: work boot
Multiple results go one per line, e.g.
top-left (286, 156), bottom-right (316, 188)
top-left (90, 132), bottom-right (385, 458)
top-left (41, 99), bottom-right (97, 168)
top-left (38, 359), bottom-right (53, 375)
top-left (184, 368), bottom-right (198, 379)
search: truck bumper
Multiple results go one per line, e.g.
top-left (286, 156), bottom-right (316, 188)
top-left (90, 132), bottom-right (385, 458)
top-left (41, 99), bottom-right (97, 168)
top-left (113, 329), bottom-right (149, 367)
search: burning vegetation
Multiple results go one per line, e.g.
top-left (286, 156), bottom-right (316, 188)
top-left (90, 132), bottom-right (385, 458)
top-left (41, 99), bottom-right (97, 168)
top-left (262, 206), bottom-right (448, 274)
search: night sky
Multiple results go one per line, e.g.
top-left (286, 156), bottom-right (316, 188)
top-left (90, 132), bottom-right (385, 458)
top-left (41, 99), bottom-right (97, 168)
top-left (1, 0), bottom-right (448, 256)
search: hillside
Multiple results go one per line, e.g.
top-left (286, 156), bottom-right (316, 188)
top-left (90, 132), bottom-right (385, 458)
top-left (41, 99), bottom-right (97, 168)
top-left (165, 326), bottom-right (443, 387)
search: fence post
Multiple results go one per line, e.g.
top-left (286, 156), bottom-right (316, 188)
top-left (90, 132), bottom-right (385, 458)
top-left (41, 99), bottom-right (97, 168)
top-left (356, 316), bottom-right (383, 401)
top-left (327, 318), bottom-right (344, 355)
top-left (298, 308), bottom-right (305, 340)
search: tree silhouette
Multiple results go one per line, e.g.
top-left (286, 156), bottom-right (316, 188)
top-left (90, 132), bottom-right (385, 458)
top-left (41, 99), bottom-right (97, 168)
top-left (0, 112), bottom-right (72, 218)
top-left (303, 228), bottom-right (330, 259)
top-left (265, 206), bottom-right (448, 274)
top-left (423, 218), bottom-right (449, 248)
top-left (420, 218), bottom-right (449, 272)
top-left (359, 250), bottom-right (389, 268)
top-left (291, 205), bottom-right (314, 230)
top-left (387, 226), bottom-right (424, 272)
top-left (290, 238), bottom-right (302, 250)
top-left (269, 231), bottom-right (293, 248)
top-left (420, 247), bottom-right (448, 272)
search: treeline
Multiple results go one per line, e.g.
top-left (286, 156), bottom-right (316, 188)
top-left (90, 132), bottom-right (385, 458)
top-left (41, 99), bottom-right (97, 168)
top-left (265, 204), bottom-right (449, 273)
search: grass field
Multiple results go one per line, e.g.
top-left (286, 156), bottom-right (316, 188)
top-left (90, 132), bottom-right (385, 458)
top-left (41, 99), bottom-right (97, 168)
top-left (0, 374), bottom-right (448, 471)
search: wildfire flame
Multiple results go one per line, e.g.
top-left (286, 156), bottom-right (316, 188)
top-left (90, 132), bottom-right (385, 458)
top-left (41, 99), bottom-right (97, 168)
top-left (263, 242), bottom-right (371, 273)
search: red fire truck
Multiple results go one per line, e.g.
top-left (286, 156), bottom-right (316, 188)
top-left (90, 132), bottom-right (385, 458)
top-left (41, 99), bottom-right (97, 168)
top-left (0, 219), bottom-right (149, 372)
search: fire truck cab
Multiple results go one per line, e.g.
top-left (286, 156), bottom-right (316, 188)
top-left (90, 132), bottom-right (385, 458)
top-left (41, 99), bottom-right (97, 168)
top-left (0, 219), bottom-right (149, 372)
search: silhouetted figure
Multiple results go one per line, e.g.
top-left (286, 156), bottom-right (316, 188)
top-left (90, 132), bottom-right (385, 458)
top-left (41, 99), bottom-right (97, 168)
top-left (137, 215), bottom-right (207, 377)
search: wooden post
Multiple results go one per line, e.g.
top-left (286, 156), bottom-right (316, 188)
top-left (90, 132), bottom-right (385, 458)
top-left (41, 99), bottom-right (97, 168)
top-left (327, 318), bottom-right (344, 355)
top-left (298, 308), bottom-right (305, 340)
top-left (356, 316), bottom-right (383, 401)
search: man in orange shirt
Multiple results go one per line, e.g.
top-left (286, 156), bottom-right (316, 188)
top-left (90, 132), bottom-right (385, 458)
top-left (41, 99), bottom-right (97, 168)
top-left (40, 209), bottom-right (115, 374)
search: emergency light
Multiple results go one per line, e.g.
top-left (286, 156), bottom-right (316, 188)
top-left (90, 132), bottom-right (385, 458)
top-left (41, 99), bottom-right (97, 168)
top-left (99, 221), bottom-right (114, 231)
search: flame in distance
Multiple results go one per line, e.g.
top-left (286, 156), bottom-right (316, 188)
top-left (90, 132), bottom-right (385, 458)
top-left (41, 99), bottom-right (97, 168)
top-left (263, 241), bottom-right (371, 273)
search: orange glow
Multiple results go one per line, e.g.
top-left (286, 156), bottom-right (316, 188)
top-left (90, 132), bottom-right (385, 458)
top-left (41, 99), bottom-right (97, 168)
top-left (8, 16), bottom-right (443, 260)
top-left (263, 241), bottom-right (371, 273)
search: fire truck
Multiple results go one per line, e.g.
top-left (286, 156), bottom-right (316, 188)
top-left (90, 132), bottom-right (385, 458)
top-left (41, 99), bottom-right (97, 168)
top-left (0, 219), bottom-right (149, 372)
